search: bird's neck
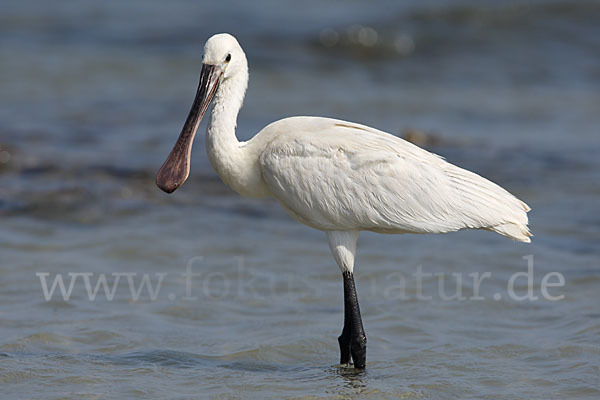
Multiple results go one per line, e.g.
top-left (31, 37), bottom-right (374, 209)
top-left (208, 70), bottom-right (247, 145)
top-left (206, 69), bottom-right (266, 197)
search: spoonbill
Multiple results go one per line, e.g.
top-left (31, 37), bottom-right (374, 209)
top-left (156, 33), bottom-right (531, 369)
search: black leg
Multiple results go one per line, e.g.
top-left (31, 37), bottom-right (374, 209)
top-left (338, 292), bottom-right (352, 365)
top-left (341, 271), bottom-right (367, 369)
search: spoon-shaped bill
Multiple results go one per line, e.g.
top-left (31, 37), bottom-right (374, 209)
top-left (156, 64), bottom-right (222, 193)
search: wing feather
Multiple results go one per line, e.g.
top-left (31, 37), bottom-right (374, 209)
top-left (258, 117), bottom-right (531, 241)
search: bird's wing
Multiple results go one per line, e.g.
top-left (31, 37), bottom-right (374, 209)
top-left (258, 117), bottom-right (531, 241)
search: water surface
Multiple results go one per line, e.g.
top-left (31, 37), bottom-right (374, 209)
top-left (1, 0), bottom-right (599, 398)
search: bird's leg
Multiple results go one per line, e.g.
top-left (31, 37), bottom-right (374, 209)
top-left (342, 270), bottom-right (367, 369)
top-left (338, 283), bottom-right (352, 365)
top-left (327, 230), bottom-right (364, 367)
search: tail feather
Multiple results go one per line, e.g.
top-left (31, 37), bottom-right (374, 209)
top-left (444, 163), bottom-right (532, 242)
top-left (489, 222), bottom-right (532, 243)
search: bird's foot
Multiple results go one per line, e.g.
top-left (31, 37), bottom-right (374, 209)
top-left (338, 333), bottom-right (351, 365)
top-left (350, 334), bottom-right (367, 369)
top-left (339, 332), bottom-right (367, 369)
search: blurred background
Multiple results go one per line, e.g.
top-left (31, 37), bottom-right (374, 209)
top-left (1, 0), bottom-right (599, 399)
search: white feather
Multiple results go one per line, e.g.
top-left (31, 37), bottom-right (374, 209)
top-left (255, 117), bottom-right (531, 242)
top-left (194, 33), bottom-right (531, 273)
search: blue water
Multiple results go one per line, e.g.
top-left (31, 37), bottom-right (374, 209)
top-left (1, 0), bottom-right (599, 398)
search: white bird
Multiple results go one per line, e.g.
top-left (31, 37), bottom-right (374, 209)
top-left (156, 33), bottom-right (531, 369)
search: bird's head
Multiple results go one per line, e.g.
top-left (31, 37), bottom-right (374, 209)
top-left (156, 33), bottom-right (246, 194)
top-left (202, 33), bottom-right (247, 80)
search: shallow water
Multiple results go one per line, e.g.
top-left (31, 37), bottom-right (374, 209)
top-left (1, 0), bottom-right (599, 399)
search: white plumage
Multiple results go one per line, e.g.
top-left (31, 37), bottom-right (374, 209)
top-left (157, 32), bottom-right (531, 274)
top-left (257, 117), bottom-right (531, 241)
top-left (156, 33), bottom-right (531, 367)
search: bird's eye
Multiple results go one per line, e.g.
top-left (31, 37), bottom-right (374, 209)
top-left (225, 54), bottom-right (231, 62)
